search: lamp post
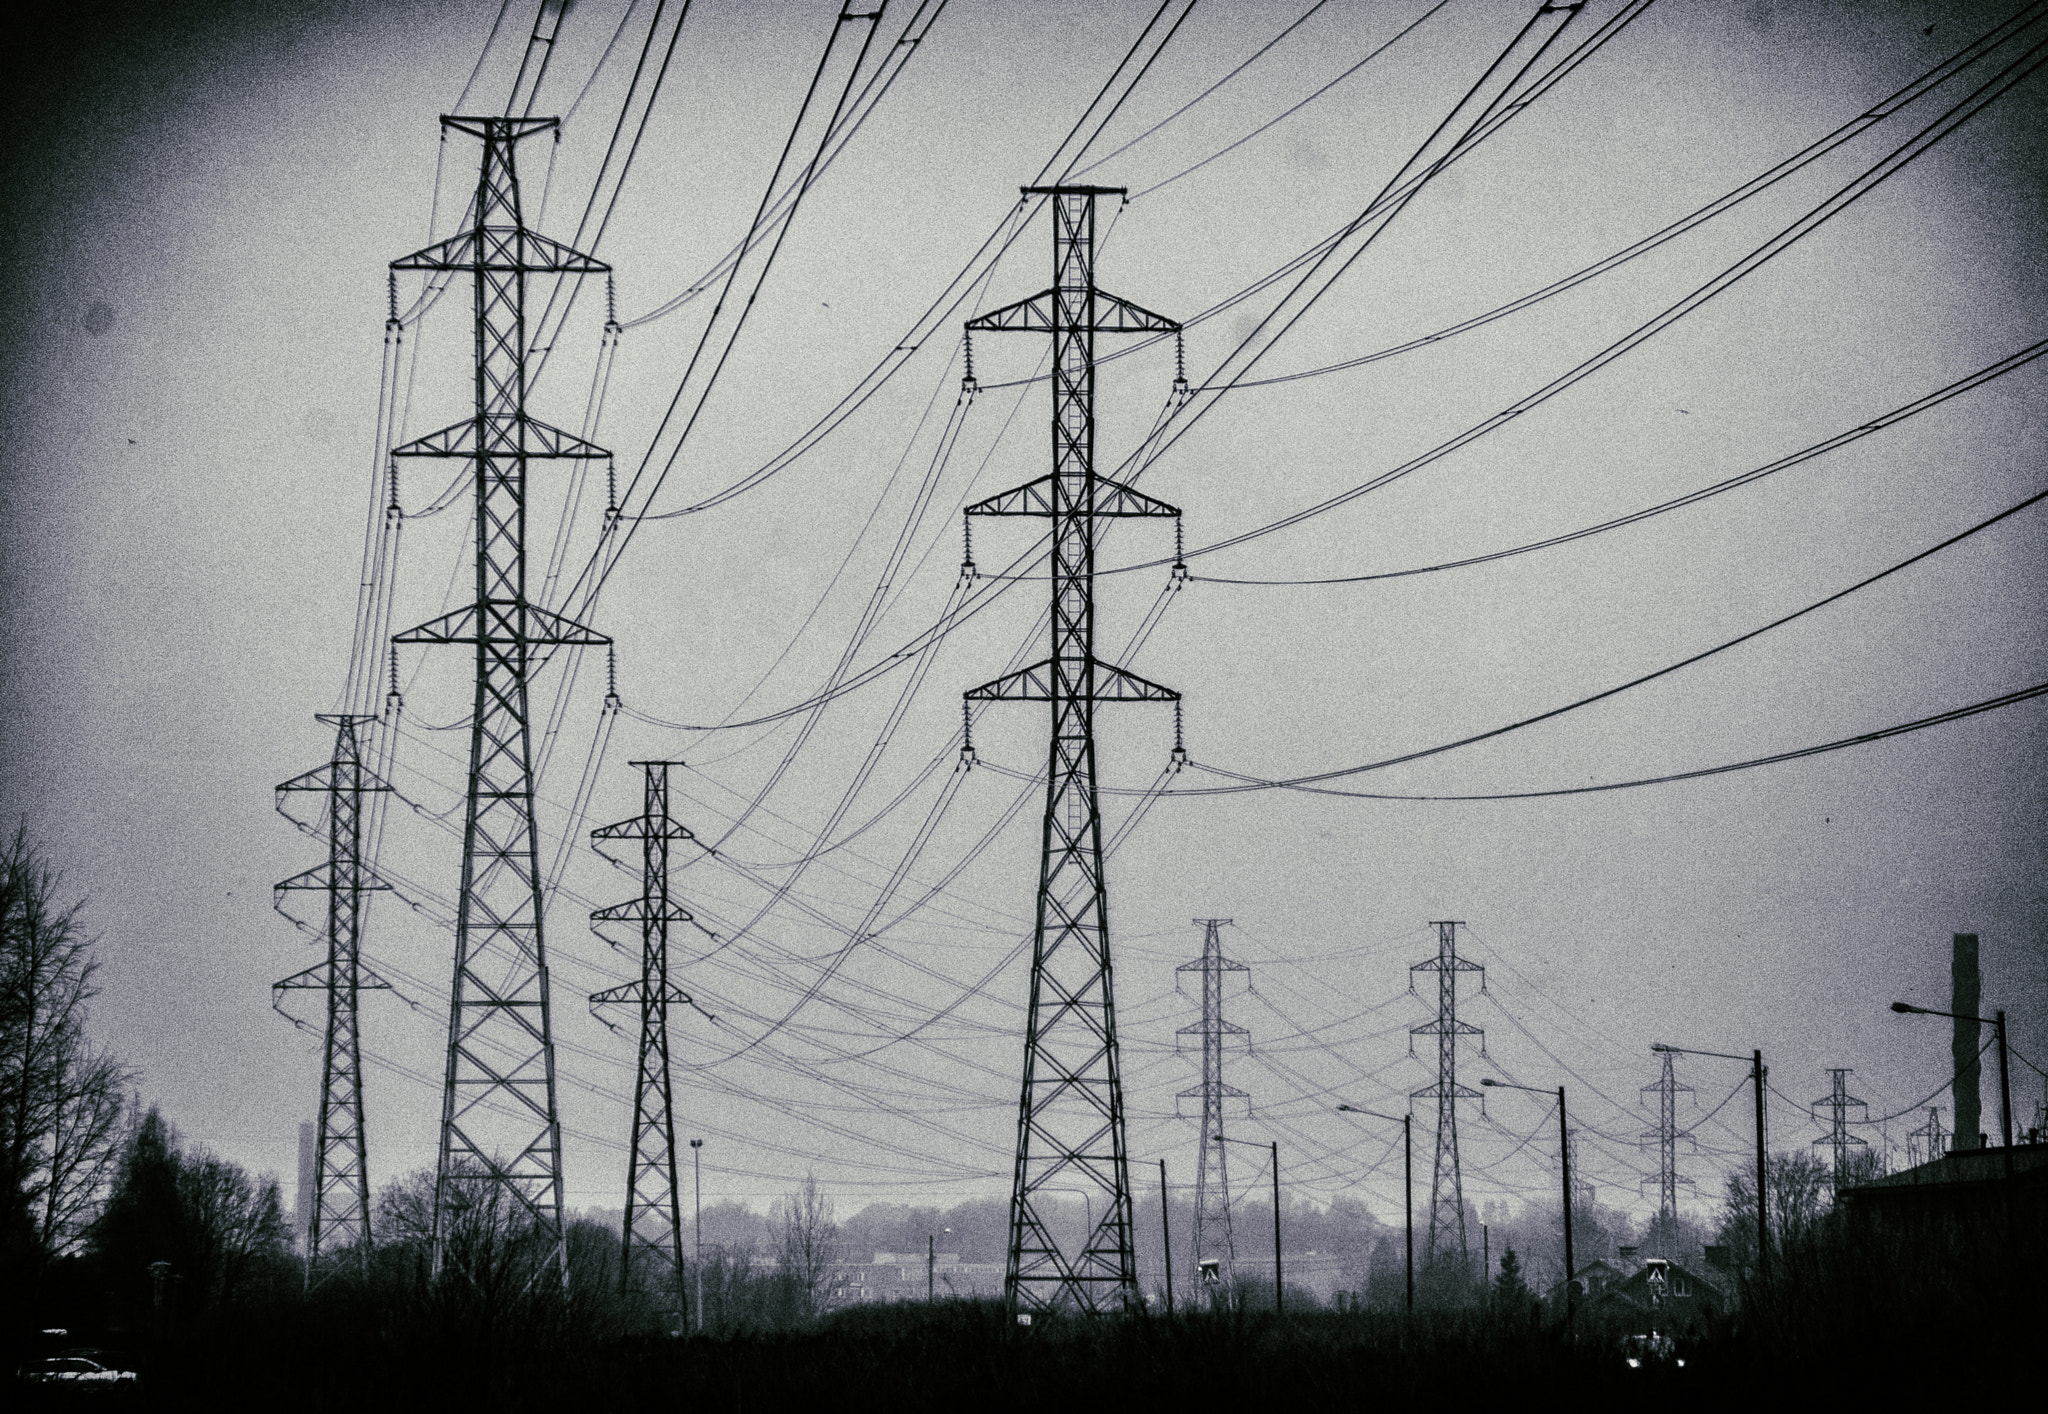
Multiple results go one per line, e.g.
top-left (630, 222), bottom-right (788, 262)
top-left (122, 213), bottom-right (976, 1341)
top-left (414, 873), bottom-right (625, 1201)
top-left (1214, 1134), bottom-right (1282, 1315)
top-left (1159, 1157), bottom-right (1174, 1317)
top-left (1336, 1105), bottom-right (1412, 1314)
top-left (1892, 1002), bottom-right (2014, 1181)
top-left (689, 1139), bottom-right (704, 1333)
top-left (1655, 1044), bottom-right (1767, 1283)
top-left (1481, 1080), bottom-right (1573, 1330)
top-left (927, 1226), bottom-right (952, 1302)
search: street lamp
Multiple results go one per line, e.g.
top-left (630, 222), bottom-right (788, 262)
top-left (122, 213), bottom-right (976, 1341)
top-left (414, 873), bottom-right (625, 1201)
top-left (1336, 1105), bottom-right (1412, 1314)
top-left (1892, 1002), bottom-right (2013, 1181)
top-left (1214, 1134), bottom-right (1282, 1315)
top-left (689, 1139), bottom-right (704, 1333)
top-left (928, 1226), bottom-right (952, 1302)
top-left (1158, 1158), bottom-right (1174, 1317)
top-left (1655, 1043), bottom-right (1767, 1283)
top-left (1481, 1079), bottom-right (1574, 1330)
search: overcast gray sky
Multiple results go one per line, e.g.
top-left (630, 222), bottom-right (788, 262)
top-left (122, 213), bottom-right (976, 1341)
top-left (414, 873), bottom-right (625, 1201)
top-left (3, 0), bottom-right (2044, 1232)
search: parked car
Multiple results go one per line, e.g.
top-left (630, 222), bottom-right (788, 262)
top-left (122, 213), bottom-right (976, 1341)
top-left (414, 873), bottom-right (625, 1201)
top-left (18, 1354), bottom-right (141, 1389)
top-left (1623, 1331), bottom-right (1685, 1369)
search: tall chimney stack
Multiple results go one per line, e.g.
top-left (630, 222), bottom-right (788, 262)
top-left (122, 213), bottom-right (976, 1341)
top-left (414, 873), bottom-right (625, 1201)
top-left (1951, 934), bottom-right (1981, 1152)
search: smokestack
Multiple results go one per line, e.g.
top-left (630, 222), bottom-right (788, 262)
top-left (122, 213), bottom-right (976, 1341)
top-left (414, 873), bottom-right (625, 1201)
top-left (296, 1121), bottom-right (316, 1249)
top-left (1951, 934), bottom-right (1981, 1152)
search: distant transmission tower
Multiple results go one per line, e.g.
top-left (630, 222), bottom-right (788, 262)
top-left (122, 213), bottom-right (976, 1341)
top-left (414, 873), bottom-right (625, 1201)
top-left (1639, 1048), bottom-right (1694, 1249)
top-left (589, 762), bottom-right (695, 1314)
top-left (1410, 921), bottom-right (1483, 1271)
top-left (272, 713), bottom-right (393, 1280)
top-left (1566, 1126), bottom-right (1593, 1209)
top-left (390, 115), bottom-right (611, 1280)
top-left (960, 184), bottom-right (1184, 1314)
top-left (1177, 918), bottom-right (1248, 1296)
top-left (1811, 1068), bottom-right (1869, 1191)
top-left (1905, 1107), bottom-right (1945, 1167)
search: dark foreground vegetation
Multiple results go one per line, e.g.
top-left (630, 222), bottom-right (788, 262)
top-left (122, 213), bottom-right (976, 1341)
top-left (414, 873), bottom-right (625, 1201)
top-left (17, 1197), bottom-right (2040, 1413)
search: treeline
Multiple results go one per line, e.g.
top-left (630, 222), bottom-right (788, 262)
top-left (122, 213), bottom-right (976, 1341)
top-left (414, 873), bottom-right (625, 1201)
top-left (2, 826), bottom-right (138, 1341)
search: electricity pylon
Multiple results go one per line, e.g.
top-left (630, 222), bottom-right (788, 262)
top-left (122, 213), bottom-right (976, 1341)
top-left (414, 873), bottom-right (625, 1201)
top-left (589, 762), bottom-right (695, 1315)
top-left (1410, 921), bottom-right (1483, 1271)
top-left (1639, 1048), bottom-right (1695, 1249)
top-left (1177, 918), bottom-right (1248, 1297)
top-left (272, 713), bottom-right (393, 1280)
top-left (1811, 1068), bottom-right (1869, 1191)
top-left (1566, 1126), bottom-right (1594, 1209)
top-left (1906, 1107), bottom-right (1945, 1167)
top-left (961, 184), bottom-right (1182, 1315)
top-left (390, 115), bottom-right (610, 1281)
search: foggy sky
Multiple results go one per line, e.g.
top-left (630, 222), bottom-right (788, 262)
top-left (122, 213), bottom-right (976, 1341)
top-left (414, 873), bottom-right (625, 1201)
top-left (2, 0), bottom-right (2043, 1229)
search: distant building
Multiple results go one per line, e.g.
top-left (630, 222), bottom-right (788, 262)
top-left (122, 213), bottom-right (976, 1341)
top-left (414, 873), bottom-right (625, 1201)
top-left (1557, 1254), bottom-right (1727, 1337)
top-left (828, 1252), bottom-right (1005, 1305)
top-left (1837, 1140), bottom-right (2048, 1237)
top-left (1568, 1257), bottom-right (1626, 1299)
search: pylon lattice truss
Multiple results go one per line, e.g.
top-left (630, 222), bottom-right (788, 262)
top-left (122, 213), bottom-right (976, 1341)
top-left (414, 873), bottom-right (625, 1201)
top-left (1639, 1048), bottom-right (1695, 1242)
top-left (1812, 1068), bottom-right (1868, 1191)
top-left (1906, 1106), bottom-right (1946, 1167)
top-left (589, 762), bottom-right (695, 1311)
top-left (272, 712), bottom-right (394, 1279)
top-left (390, 115), bottom-right (611, 1280)
top-left (1410, 921), bottom-right (1483, 1270)
top-left (961, 184), bottom-right (1183, 1315)
top-left (1177, 918), bottom-right (1248, 1297)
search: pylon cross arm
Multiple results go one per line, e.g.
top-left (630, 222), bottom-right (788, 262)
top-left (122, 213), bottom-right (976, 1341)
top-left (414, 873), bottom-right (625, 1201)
top-left (391, 226), bottom-right (607, 276)
top-left (395, 602), bottom-right (609, 646)
top-left (275, 863), bottom-right (393, 894)
top-left (965, 473), bottom-right (1180, 519)
top-left (276, 762), bottom-right (393, 795)
top-left (966, 657), bottom-right (1178, 702)
top-left (591, 816), bottom-right (697, 842)
top-left (393, 412), bottom-right (609, 461)
top-left (966, 286), bottom-right (1178, 334)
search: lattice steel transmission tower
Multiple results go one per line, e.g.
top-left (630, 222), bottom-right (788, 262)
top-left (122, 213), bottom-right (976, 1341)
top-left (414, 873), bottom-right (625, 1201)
top-left (390, 115), bottom-right (610, 1280)
top-left (1906, 1107), bottom-right (1946, 1166)
top-left (589, 762), bottom-right (694, 1312)
top-left (1177, 918), bottom-right (1248, 1295)
top-left (1811, 1068), bottom-right (1869, 1191)
top-left (1640, 1048), bottom-right (1694, 1248)
top-left (1566, 1126), bottom-right (1593, 1209)
top-left (272, 713), bottom-right (393, 1280)
top-left (961, 184), bottom-right (1183, 1315)
top-left (1410, 921), bottom-right (1483, 1270)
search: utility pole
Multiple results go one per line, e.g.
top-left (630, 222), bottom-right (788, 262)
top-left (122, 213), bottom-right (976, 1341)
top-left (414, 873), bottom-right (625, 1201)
top-left (1178, 918), bottom-right (1248, 1301)
top-left (589, 762), bottom-right (695, 1316)
top-left (390, 115), bottom-right (610, 1282)
top-left (1158, 1158), bottom-right (1173, 1316)
top-left (690, 1138), bottom-right (705, 1332)
top-left (1410, 921), bottom-right (1483, 1274)
top-left (961, 184), bottom-right (1184, 1316)
top-left (1482, 1079), bottom-right (1575, 1329)
top-left (272, 713), bottom-right (393, 1282)
top-left (1639, 1049), bottom-right (1694, 1252)
top-left (1811, 1068), bottom-right (1869, 1193)
top-left (1334, 1105), bottom-right (1411, 1313)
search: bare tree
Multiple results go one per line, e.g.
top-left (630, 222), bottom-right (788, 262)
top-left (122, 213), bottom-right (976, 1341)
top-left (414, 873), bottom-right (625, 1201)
top-left (35, 1045), bottom-right (126, 1256)
top-left (773, 1173), bottom-right (840, 1320)
top-left (1716, 1149), bottom-right (1834, 1269)
top-left (0, 823), bottom-right (132, 1276)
